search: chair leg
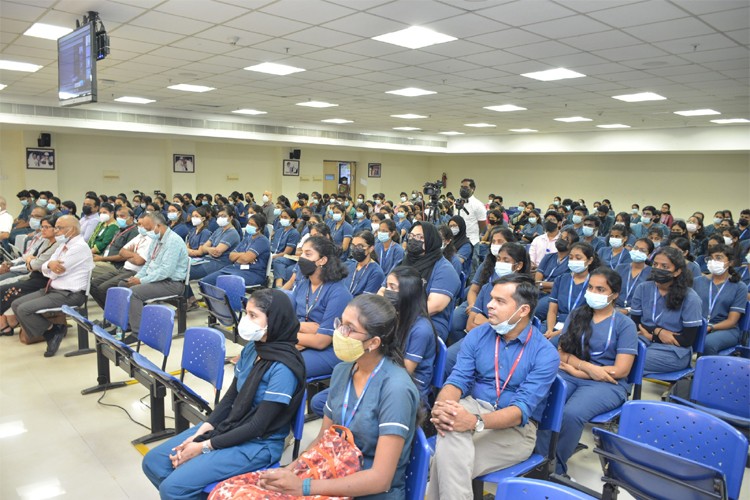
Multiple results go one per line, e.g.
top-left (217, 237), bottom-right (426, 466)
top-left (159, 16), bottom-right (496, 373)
top-left (176, 298), bottom-right (186, 336)
top-left (471, 479), bottom-right (484, 500)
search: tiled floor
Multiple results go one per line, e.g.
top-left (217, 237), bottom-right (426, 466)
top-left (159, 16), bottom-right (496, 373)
top-left (0, 301), bottom-right (746, 499)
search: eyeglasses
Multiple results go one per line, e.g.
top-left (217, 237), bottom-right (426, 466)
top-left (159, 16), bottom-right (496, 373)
top-left (40, 225), bottom-right (53, 230)
top-left (333, 318), bottom-right (369, 338)
top-left (351, 244), bottom-right (368, 251)
top-left (409, 234), bottom-right (425, 242)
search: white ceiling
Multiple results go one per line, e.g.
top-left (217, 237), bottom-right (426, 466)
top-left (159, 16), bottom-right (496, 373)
top-left (0, 0), bottom-right (748, 140)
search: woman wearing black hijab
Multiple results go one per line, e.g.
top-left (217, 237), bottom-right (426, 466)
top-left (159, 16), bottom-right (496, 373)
top-left (448, 215), bottom-right (473, 277)
top-left (400, 222), bottom-right (461, 342)
top-left (143, 289), bottom-right (306, 500)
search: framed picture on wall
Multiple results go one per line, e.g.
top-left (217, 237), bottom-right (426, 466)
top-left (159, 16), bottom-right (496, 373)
top-left (283, 159), bottom-right (300, 176)
top-left (367, 162), bottom-right (381, 178)
top-left (173, 154), bottom-right (195, 173)
top-left (26, 148), bottom-right (55, 170)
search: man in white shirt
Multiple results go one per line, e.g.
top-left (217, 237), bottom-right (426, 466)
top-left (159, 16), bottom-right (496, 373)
top-left (0, 197), bottom-right (15, 252)
top-left (528, 211), bottom-right (563, 268)
top-left (11, 215), bottom-right (94, 357)
top-left (457, 178), bottom-right (487, 245)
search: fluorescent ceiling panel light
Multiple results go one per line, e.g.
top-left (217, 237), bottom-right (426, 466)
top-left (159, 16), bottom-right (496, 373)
top-left (23, 23), bottom-right (73, 40)
top-left (612, 92), bottom-right (666, 102)
top-left (0, 420), bottom-right (27, 439)
top-left (167, 84), bottom-right (215, 92)
top-left (0, 84), bottom-right (6, 91)
top-left (0, 60), bottom-right (42, 72)
top-left (296, 101), bottom-right (338, 108)
top-left (711, 118), bottom-right (749, 124)
top-left (114, 96), bottom-right (155, 104)
top-left (232, 109), bottom-right (267, 115)
top-left (439, 131), bottom-right (465, 135)
top-left (674, 109), bottom-right (720, 116)
top-left (391, 113), bottom-right (427, 119)
top-left (554, 116), bottom-right (592, 122)
top-left (16, 479), bottom-right (65, 500)
top-left (597, 124), bottom-right (631, 129)
top-left (522, 68), bottom-right (585, 81)
top-left (484, 104), bottom-right (527, 112)
top-left (385, 87), bottom-right (436, 97)
top-left (243, 62), bottom-right (305, 76)
top-left (321, 118), bottom-right (353, 124)
top-left (465, 123), bottom-right (496, 128)
top-left (393, 127), bottom-right (421, 131)
top-left (509, 128), bottom-right (538, 132)
top-left (372, 26), bottom-right (457, 49)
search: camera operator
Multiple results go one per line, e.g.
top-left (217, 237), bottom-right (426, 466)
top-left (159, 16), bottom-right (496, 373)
top-left (457, 178), bottom-right (487, 245)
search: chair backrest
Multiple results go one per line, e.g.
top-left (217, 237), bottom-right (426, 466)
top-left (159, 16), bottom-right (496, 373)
top-left (215, 274), bottom-right (245, 312)
top-left (138, 305), bottom-right (175, 360)
top-left (618, 400), bottom-right (748, 500)
top-left (693, 319), bottom-right (708, 354)
top-left (740, 301), bottom-right (750, 334)
top-left (264, 251), bottom-right (274, 287)
top-left (495, 477), bottom-right (596, 500)
top-left (404, 428), bottom-right (431, 500)
top-left (181, 327), bottom-right (226, 403)
top-left (531, 316), bottom-right (542, 331)
top-left (627, 339), bottom-right (648, 386)
top-left (690, 356), bottom-right (750, 419)
top-left (199, 281), bottom-right (239, 327)
top-left (431, 337), bottom-right (447, 388)
top-left (103, 287), bottom-right (132, 331)
top-left (183, 257), bottom-right (192, 286)
top-left (539, 374), bottom-right (567, 433)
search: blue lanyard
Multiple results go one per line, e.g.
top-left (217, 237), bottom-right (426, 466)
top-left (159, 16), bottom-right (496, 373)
top-left (586, 313), bottom-right (616, 357)
top-left (341, 357), bottom-right (385, 428)
top-left (707, 280), bottom-right (728, 322)
top-left (304, 283), bottom-right (324, 321)
top-left (379, 244), bottom-right (392, 264)
top-left (568, 275), bottom-right (590, 312)
top-left (274, 230), bottom-right (288, 253)
top-left (651, 286), bottom-right (665, 324)
top-left (624, 268), bottom-right (644, 307)
top-left (348, 262), bottom-right (371, 294)
top-left (547, 255), bottom-right (568, 279)
top-left (610, 249), bottom-right (625, 269)
top-left (740, 228), bottom-right (748, 239)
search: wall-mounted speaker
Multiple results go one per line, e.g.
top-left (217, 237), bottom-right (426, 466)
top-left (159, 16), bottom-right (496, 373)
top-left (289, 149), bottom-right (301, 160)
top-left (38, 133), bottom-right (51, 148)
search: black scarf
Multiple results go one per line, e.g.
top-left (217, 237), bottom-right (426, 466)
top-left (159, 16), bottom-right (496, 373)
top-left (401, 221), bottom-right (444, 282)
top-left (449, 215), bottom-right (472, 255)
top-left (205, 290), bottom-right (305, 440)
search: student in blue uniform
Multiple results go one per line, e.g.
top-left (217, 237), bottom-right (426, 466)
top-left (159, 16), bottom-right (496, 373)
top-left (630, 246), bottom-right (703, 374)
top-left (534, 228), bottom-right (578, 321)
top-left (344, 231), bottom-right (385, 297)
top-left (737, 249), bottom-right (750, 288)
top-left (686, 215), bottom-right (707, 258)
top-left (438, 224), bottom-right (464, 278)
top-left (447, 216), bottom-right (473, 278)
top-left (270, 208), bottom-right (300, 287)
top-left (613, 212), bottom-right (636, 248)
top-left (598, 224), bottom-right (632, 269)
top-left (395, 205), bottom-right (412, 241)
top-left (562, 206), bottom-right (587, 238)
top-left (579, 215), bottom-right (604, 252)
top-left (374, 218), bottom-right (404, 276)
top-left (546, 242), bottom-right (599, 344)
top-left (520, 211), bottom-right (543, 243)
top-left (142, 289), bottom-right (305, 500)
top-left (669, 236), bottom-right (702, 279)
top-left (632, 205), bottom-right (669, 239)
top-left (329, 204), bottom-right (353, 260)
top-left (536, 268), bottom-right (637, 476)
top-left (200, 214), bottom-right (271, 288)
top-left (693, 244), bottom-right (748, 355)
top-left (186, 207), bottom-right (212, 257)
top-left (351, 203), bottom-right (371, 234)
top-left (166, 203), bottom-right (189, 240)
top-left (293, 236), bottom-right (352, 378)
top-left (615, 238), bottom-right (653, 313)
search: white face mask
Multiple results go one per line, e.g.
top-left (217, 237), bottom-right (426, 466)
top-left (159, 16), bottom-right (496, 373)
top-left (706, 260), bottom-right (727, 276)
top-left (686, 223), bottom-right (698, 233)
top-left (99, 213), bottom-right (111, 223)
top-left (492, 306), bottom-right (523, 336)
top-left (568, 260), bottom-right (587, 273)
top-left (450, 226), bottom-right (460, 236)
top-left (238, 316), bottom-right (267, 342)
top-left (216, 216), bottom-right (229, 227)
top-left (490, 244), bottom-right (502, 256)
top-left (494, 261), bottom-right (514, 277)
top-left (723, 236), bottom-right (733, 246)
top-left (191, 217), bottom-right (202, 226)
top-left (262, 195), bottom-right (269, 203)
top-left (609, 237), bottom-right (623, 248)
top-left (400, 196), bottom-right (407, 203)
top-left (585, 291), bottom-right (612, 310)
top-left (629, 249), bottom-right (648, 263)
top-left (371, 223), bottom-right (379, 232)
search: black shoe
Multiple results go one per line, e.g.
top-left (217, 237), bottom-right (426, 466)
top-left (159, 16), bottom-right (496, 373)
top-left (44, 327), bottom-right (67, 357)
top-left (120, 333), bottom-right (139, 345)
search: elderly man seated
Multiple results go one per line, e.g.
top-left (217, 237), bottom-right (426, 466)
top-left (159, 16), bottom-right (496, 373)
top-left (0, 205), bottom-right (49, 285)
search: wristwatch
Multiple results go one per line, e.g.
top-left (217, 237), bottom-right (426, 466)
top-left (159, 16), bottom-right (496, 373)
top-left (201, 442), bottom-right (212, 454)
top-left (473, 414), bottom-right (485, 433)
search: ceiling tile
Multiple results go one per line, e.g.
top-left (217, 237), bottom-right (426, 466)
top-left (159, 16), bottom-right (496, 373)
top-left (701, 7), bottom-right (750, 32)
top-left (680, 46), bottom-right (749, 64)
top-left (624, 17), bottom-right (716, 43)
top-left (259, 0), bottom-right (356, 24)
top-left (557, 0), bottom-right (637, 13)
top-left (468, 29), bottom-right (547, 50)
top-left (113, 24), bottom-right (186, 45)
top-left (130, 11), bottom-right (215, 35)
top-left (54, 0), bottom-right (146, 24)
top-left (506, 40), bottom-right (580, 59)
top-left (674, 0), bottom-right (747, 16)
top-left (462, 49), bottom-right (527, 67)
top-left (155, 0), bottom-right (250, 24)
top-left (284, 26), bottom-right (362, 48)
top-left (523, 14), bottom-right (610, 39)
top-left (724, 28), bottom-right (749, 45)
top-left (368, 0), bottom-right (466, 24)
top-left (0, 1), bottom-right (47, 22)
top-left (322, 12), bottom-right (405, 37)
top-left (428, 13), bottom-right (508, 38)
top-left (195, 26), bottom-right (270, 46)
top-left (652, 32), bottom-right (741, 54)
top-left (561, 29), bottom-right (642, 51)
top-left (479, 0), bottom-right (577, 26)
top-left (588, 0), bottom-right (686, 28)
top-left (225, 11), bottom-right (311, 37)
top-left (594, 44), bottom-right (669, 62)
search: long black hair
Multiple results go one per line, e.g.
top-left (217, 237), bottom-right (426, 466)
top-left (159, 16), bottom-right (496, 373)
top-left (559, 267), bottom-right (622, 361)
top-left (706, 244), bottom-right (741, 283)
top-left (498, 242), bottom-right (531, 275)
top-left (353, 230), bottom-right (379, 263)
top-left (669, 236), bottom-right (694, 262)
top-left (569, 241), bottom-right (600, 273)
top-left (389, 266), bottom-right (438, 359)
top-left (350, 294), bottom-right (403, 367)
top-left (379, 218), bottom-right (400, 244)
top-left (217, 204), bottom-right (242, 233)
top-left (650, 246), bottom-right (693, 310)
top-left (477, 227), bottom-right (517, 287)
top-left (437, 224), bottom-right (457, 262)
top-left (304, 235), bottom-right (348, 282)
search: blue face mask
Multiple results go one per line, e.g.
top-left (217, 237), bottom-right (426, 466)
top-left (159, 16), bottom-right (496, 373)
top-left (377, 231), bottom-right (390, 242)
top-left (274, 208), bottom-right (282, 216)
top-left (245, 225), bottom-right (257, 235)
top-left (60, 209), bottom-right (70, 215)
top-left (332, 213), bottom-right (342, 222)
top-left (167, 212), bottom-right (179, 221)
top-left (47, 203), bottom-right (57, 211)
top-left (572, 215), bottom-right (583, 224)
top-left (116, 217), bottom-right (128, 228)
top-left (147, 230), bottom-right (159, 240)
top-left (356, 211), bottom-right (364, 219)
top-left (279, 218), bottom-right (291, 228)
top-left (582, 226), bottom-right (595, 237)
top-left (397, 212), bottom-right (406, 219)
top-left (20, 199), bottom-right (29, 206)
top-left (138, 227), bottom-right (148, 236)
top-left (201, 201), bottom-right (209, 206)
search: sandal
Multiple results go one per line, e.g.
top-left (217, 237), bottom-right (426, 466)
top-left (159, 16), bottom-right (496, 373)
top-left (0, 325), bottom-right (15, 336)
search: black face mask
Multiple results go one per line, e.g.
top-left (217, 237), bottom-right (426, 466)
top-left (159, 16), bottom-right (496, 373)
top-left (670, 232), bottom-right (683, 240)
top-left (739, 219), bottom-right (748, 227)
top-left (383, 289), bottom-right (399, 307)
top-left (406, 238), bottom-right (425, 257)
top-left (350, 247), bottom-right (367, 262)
top-left (81, 205), bottom-right (93, 216)
top-left (544, 221), bottom-right (558, 233)
top-left (298, 257), bottom-right (318, 277)
top-left (555, 240), bottom-right (569, 253)
top-left (488, 219), bottom-right (498, 225)
top-left (300, 214), bottom-right (310, 222)
top-left (459, 187), bottom-right (472, 199)
top-left (651, 268), bottom-right (674, 284)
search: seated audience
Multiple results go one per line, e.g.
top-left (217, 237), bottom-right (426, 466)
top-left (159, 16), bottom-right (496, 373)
top-left (615, 238), bottom-right (654, 313)
top-left (200, 214), bottom-right (270, 288)
top-left (270, 208), bottom-right (300, 288)
top-left (343, 231), bottom-right (385, 297)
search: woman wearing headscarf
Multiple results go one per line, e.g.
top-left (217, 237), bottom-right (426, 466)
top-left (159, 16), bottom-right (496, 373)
top-left (448, 215), bottom-right (473, 277)
top-left (142, 289), bottom-right (306, 500)
top-left (401, 222), bottom-right (460, 341)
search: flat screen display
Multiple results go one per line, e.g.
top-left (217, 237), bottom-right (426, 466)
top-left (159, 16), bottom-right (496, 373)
top-left (58, 22), bottom-right (97, 106)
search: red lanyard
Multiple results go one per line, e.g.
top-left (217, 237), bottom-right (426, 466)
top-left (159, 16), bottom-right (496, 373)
top-left (494, 325), bottom-right (532, 410)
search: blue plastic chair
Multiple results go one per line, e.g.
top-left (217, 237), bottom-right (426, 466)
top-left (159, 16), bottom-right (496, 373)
top-left (590, 340), bottom-right (647, 425)
top-left (644, 319), bottom-right (707, 382)
top-left (669, 355), bottom-right (750, 428)
top-left (471, 375), bottom-right (567, 496)
top-left (599, 400), bottom-right (749, 500)
top-left (215, 274), bottom-right (245, 313)
top-left (431, 337), bottom-right (447, 389)
top-left (135, 305), bottom-right (175, 370)
top-left (103, 287), bottom-right (132, 331)
top-left (718, 301), bottom-right (749, 356)
top-left (404, 428), bottom-right (431, 500)
top-left (180, 327), bottom-right (226, 405)
top-left (495, 478), bottom-right (596, 499)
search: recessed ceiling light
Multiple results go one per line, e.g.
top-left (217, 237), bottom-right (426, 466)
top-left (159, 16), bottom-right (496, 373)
top-left (0, 84), bottom-right (6, 91)
top-left (484, 104), bottom-right (527, 112)
top-left (465, 123), bottom-right (496, 128)
top-left (554, 116), bottom-right (592, 122)
top-left (24, 23), bottom-right (72, 40)
top-left (509, 128), bottom-right (538, 133)
top-left (232, 109), bottom-right (267, 115)
top-left (296, 101), bottom-right (338, 108)
top-left (321, 118), bottom-right (353, 124)
top-left (114, 96), bottom-right (155, 104)
top-left (0, 420), bottom-right (27, 439)
top-left (391, 113), bottom-right (427, 119)
top-left (612, 92), bottom-right (666, 102)
top-left (167, 84), bottom-right (215, 92)
top-left (521, 68), bottom-right (586, 81)
top-left (710, 118), bottom-right (750, 124)
top-left (674, 109), bottom-right (720, 116)
top-left (597, 124), bottom-right (631, 129)
top-left (0, 60), bottom-right (42, 72)
top-left (393, 127), bottom-right (421, 131)
top-left (385, 87), bottom-right (437, 97)
top-left (243, 62), bottom-right (305, 76)
top-left (372, 26), bottom-right (457, 49)
top-left (439, 131), bottom-right (465, 135)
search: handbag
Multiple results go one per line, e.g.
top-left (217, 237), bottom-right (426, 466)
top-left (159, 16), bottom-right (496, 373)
top-left (208, 424), bottom-right (363, 500)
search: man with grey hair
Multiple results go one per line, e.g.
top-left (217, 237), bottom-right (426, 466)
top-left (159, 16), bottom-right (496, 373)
top-left (120, 211), bottom-right (188, 336)
top-left (0, 197), bottom-right (14, 253)
top-left (11, 215), bottom-right (94, 357)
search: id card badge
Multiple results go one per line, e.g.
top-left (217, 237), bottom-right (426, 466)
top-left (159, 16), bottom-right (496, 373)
top-left (240, 264), bottom-right (250, 270)
top-left (554, 322), bottom-right (564, 331)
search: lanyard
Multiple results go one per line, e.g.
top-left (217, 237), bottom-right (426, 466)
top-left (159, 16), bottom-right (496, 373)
top-left (150, 240), bottom-right (162, 261)
top-left (106, 225), bottom-right (135, 251)
top-left (348, 262), bottom-right (370, 294)
top-left (707, 279), bottom-right (728, 322)
top-left (740, 228), bottom-right (748, 239)
top-left (379, 243), bottom-right (392, 264)
top-left (494, 326), bottom-right (532, 410)
top-left (274, 229), bottom-right (288, 253)
top-left (610, 249), bottom-right (625, 269)
top-left (567, 275), bottom-right (590, 312)
top-left (651, 286), bottom-right (665, 324)
top-left (305, 283), bottom-right (324, 321)
top-left (547, 255), bottom-right (568, 279)
top-left (342, 357), bottom-right (385, 427)
top-left (586, 313), bottom-right (616, 357)
top-left (624, 268), bottom-right (644, 307)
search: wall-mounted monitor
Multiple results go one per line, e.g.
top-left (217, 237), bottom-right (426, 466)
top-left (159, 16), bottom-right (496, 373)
top-left (58, 22), bottom-right (97, 107)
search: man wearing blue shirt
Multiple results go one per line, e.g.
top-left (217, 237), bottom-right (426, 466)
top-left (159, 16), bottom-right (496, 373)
top-left (427, 274), bottom-right (559, 500)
